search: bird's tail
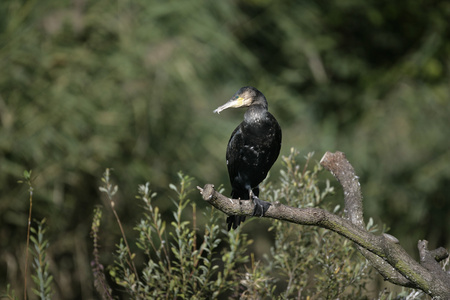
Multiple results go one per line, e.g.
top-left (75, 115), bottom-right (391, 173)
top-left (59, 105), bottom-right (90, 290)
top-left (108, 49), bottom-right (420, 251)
top-left (227, 188), bottom-right (259, 230)
top-left (227, 215), bottom-right (246, 231)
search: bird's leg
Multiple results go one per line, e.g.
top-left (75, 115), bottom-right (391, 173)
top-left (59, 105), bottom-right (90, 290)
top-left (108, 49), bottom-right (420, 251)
top-left (249, 189), bottom-right (271, 217)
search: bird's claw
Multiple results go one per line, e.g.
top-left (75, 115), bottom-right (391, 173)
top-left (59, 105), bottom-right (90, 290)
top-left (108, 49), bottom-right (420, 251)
top-left (251, 195), bottom-right (271, 217)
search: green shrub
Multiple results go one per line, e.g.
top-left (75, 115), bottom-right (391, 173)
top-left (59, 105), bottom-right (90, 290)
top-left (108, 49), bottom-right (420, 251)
top-left (3, 151), bottom-right (439, 299)
top-left (90, 151), bottom-right (426, 299)
top-left (29, 219), bottom-right (53, 300)
top-left (93, 171), bottom-right (254, 299)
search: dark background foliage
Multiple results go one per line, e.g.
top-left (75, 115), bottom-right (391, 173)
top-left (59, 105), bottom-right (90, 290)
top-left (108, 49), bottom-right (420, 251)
top-left (1, 0), bottom-right (449, 299)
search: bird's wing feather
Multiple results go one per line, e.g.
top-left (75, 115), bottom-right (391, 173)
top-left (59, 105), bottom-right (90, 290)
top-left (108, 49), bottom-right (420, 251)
top-left (226, 124), bottom-right (247, 198)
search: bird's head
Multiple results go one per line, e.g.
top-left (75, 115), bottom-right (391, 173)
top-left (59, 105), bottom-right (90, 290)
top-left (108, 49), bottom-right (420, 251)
top-left (214, 86), bottom-right (267, 114)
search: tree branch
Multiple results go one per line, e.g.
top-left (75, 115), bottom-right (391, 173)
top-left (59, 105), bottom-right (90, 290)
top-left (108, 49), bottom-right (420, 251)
top-left (320, 151), bottom-right (414, 287)
top-left (198, 151), bottom-right (450, 298)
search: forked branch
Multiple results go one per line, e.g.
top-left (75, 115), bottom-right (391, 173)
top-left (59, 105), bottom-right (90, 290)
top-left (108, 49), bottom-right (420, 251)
top-left (198, 151), bottom-right (450, 298)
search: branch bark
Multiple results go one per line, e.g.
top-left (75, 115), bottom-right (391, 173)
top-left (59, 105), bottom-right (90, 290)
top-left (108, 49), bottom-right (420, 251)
top-left (198, 151), bottom-right (450, 298)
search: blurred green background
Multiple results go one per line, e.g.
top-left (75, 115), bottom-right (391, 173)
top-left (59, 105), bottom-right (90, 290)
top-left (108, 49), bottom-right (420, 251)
top-left (1, 0), bottom-right (449, 299)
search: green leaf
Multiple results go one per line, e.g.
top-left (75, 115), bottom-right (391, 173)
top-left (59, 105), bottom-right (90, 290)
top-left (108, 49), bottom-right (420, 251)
top-left (169, 183), bottom-right (178, 192)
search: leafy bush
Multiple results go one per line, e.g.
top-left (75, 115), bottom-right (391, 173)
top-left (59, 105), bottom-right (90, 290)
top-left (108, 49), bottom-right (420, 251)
top-left (3, 151), bottom-right (444, 299)
top-left (29, 219), bottom-right (53, 300)
top-left (90, 151), bottom-right (430, 299)
top-left (93, 171), bottom-right (253, 299)
top-left (1, 218), bottom-right (53, 300)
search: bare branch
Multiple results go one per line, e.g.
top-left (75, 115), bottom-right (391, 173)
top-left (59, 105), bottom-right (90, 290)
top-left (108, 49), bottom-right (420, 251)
top-left (320, 152), bottom-right (413, 286)
top-left (198, 151), bottom-right (450, 298)
top-left (319, 151), bottom-right (450, 297)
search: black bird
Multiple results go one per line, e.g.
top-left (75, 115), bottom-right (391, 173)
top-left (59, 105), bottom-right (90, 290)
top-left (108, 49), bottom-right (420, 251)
top-left (214, 86), bottom-right (282, 230)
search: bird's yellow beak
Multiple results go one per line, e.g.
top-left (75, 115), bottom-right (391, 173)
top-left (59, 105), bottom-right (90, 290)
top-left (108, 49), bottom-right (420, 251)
top-left (213, 97), bottom-right (251, 114)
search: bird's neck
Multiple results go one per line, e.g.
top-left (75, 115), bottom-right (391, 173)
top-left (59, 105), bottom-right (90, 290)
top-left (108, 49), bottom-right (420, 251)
top-left (244, 105), bottom-right (268, 124)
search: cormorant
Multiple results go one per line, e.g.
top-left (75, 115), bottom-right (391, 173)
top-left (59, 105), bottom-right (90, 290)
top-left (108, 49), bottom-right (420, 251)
top-left (214, 86), bottom-right (282, 230)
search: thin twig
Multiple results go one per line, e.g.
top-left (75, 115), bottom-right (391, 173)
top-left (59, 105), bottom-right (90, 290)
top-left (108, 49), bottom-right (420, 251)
top-left (100, 169), bottom-right (140, 291)
top-left (24, 188), bottom-right (32, 300)
top-left (20, 170), bottom-right (34, 300)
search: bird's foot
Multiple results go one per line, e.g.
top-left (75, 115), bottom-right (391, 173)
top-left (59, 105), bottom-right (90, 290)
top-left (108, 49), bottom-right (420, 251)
top-left (251, 195), bottom-right (271, 217)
